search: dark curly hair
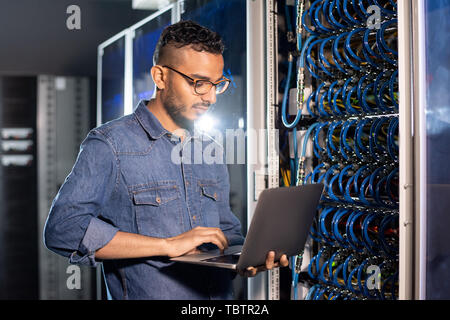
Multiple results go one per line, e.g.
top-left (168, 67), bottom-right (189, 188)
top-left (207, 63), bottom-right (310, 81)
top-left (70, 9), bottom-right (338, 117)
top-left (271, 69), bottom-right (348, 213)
top-left (153, 20), bottom-right (224, 65)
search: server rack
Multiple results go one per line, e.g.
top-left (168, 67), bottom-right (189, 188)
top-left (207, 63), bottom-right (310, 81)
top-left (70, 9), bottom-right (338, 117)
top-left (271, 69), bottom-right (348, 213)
top-left (257, 0), bottom-right (450, 300)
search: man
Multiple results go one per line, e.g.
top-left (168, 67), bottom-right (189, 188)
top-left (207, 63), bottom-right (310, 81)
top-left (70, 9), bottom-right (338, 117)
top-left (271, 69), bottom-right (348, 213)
top-left (44, 20), bottom-right (288, 300)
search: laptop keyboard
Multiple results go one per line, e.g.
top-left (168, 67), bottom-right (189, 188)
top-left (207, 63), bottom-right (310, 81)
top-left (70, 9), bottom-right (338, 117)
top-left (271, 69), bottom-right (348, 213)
top-left (201, 254), bottom-right (240, 264)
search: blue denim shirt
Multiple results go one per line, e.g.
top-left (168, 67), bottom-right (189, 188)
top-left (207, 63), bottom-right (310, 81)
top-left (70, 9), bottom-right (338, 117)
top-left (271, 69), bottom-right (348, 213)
top-left (43, 100), bottom-right (244, 300)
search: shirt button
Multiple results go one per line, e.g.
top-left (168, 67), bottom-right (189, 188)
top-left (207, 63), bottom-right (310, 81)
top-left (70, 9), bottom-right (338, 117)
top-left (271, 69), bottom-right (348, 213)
top-left (155, 197), bottom-right (161, 204)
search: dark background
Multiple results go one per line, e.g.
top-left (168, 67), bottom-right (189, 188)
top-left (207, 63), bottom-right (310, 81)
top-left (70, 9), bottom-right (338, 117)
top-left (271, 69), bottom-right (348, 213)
top-left (0, 0), bottom-right (154, 77)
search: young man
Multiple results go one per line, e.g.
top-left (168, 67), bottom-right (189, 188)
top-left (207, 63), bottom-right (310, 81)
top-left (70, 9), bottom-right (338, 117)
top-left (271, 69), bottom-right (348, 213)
top-left (44, 20), bottom-right (288, 300)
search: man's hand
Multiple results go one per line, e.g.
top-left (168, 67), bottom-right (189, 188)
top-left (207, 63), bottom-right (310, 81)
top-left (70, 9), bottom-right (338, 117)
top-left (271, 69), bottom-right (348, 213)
top-left (165, 226), bottom-right (229, 258)
top-left (237, 251), bottom-right (289, 277)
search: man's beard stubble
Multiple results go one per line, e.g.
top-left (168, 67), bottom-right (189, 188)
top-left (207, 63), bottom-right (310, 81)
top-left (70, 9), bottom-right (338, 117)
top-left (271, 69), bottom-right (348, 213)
top-left (163, 93), bottom-right (212, 132)
top-left (163, 95), bottom-right (195, 131)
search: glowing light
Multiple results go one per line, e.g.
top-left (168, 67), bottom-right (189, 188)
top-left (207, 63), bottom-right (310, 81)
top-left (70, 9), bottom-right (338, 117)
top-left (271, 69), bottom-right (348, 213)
top-left (238, 117), bottom-right (244, 129)
top-left (195, 114), bottom-right (217, 133)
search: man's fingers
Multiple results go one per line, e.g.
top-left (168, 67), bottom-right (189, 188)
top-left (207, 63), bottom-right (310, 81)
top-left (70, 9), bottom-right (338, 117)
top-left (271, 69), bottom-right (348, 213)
top-left (192, 227), bottom-right (229, 251)
top-left (279, 254), bottom-right (289, 267)
top-left (238, 253), bottom-right (290, 277)
top-left (265, 251), bottom-right (276, 270)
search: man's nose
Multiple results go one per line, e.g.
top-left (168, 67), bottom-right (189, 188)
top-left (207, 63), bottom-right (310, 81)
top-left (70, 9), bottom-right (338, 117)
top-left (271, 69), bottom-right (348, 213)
top-left (202, 86), bottom-right (217, 105)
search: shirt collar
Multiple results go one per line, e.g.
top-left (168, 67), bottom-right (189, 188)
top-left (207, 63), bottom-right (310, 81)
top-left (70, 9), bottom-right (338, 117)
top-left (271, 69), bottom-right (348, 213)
top-left (134, 100), bottom-right (202, 141)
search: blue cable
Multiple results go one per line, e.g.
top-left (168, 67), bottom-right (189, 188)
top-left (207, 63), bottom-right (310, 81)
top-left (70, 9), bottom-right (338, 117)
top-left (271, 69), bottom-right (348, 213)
top-left (348, 210), bottom-right (366, 249)
top-left (313, 122), bottom-right (328, 158)
top-left (328, 173), bottom-right (342, 202)
top-left (363, 27), bottom-right (384, 62)
top-left (327, 251), bottom-right (340, 284)
top-left (306, 90), bottom-right (318, 118)
top-left (373, 0), bottom-right (396, 15)
top-left (311, 163), bottom-right (325, 183)
top-left (343, 0), bottom-right (362, 24)
top-left (368, 166), bottom-right (385, 203)
top-left (375, 174), bottom-right (389, 207)
top-left (379, 213), bottom-right (398, 257)
top-left (343, 28), bottom-right (365, 71)
top-left (326, 80), bottom-right (339, 115)
top-left (319, 207), bottom-right (337, 244)
top-left (322, 164), bottom-right (340, 200)
top-left (315, 82), bottom-right (330, 117)
top-left (386, 167), bottom-right (399, 206)
top-left (340, 119), bottom-right (357, 161)
top-left (357, 258), bottom-right (369, 296)
top-left (302, 122), bottom-right (320, 158)
top-left (345, 86), bottom-right (362, 115)
top-left (336, 0), bottom-right (354, 26)
top-left (332, 87), bottom-right (345, 115)
top-left (333, 32), bottom-right (350, 74)
top-left (328, 0), bottom-right (347, 29)
top-left (342, 253), bottom-right (354, 283)
top-left (308, 253), bottom-right (318, 279)
top-left (362, 212), bottom-right (380, 254)
top-left (338, 164), bottom-right (354, 195)
top-left (332, 263), bottom-right (345, 288)
top-left (326, 121), bottom-right (342, 160)
top-left (389, 70), bottom-right (399, 110)
top-left (306, 38), bottom-right (325, 79)
top-left (376, 20), bottom-right (398, 65)
top-left (319, 36), bottom-right (336, 71)
top-left (314, 1), bottom-right (334, 33)
top-left (344, 175), bottom-right (356, 203)
top-left (308, 0), bottom-right (324, 33)
top-left (359, 175), bottom-right (372, 206)
top-left (305, 284), bottom-right (321, 300)
top-left (332, 209), bottom-right (350, 248)
top-left (354, 119), bottom-right (370, 160)
top-left (281, 57), bottom-right (301, 129)
top-left (341, 78), bottom-right (354, 113)
top-left (347, 263), bottom-right (360, 295)
top-left (378, 80), bottom-right (395, 112)
top-left (352, 0), bottom-right (369, 21)
top-left (353, 165), bottom-right (369, 198)
top-left (362, 82), bottom-right (377, 113)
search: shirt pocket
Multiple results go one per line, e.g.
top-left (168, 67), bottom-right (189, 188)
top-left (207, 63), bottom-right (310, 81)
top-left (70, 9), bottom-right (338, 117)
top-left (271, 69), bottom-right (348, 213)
top-left (133, 184), bottom-right (183, 238)
top-left (198, 181), bottom-right (222, 228)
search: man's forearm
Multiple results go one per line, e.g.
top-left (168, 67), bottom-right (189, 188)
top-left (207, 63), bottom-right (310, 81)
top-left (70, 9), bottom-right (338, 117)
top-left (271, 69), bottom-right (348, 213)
top-left (95, 231), bottom-right (169, 260)
top-left (94, 226), bottom-right (230, 260)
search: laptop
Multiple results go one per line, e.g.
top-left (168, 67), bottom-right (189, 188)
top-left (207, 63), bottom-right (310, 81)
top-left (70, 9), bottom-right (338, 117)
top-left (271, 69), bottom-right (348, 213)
top-left (170, 183), bottom-right (324, 271)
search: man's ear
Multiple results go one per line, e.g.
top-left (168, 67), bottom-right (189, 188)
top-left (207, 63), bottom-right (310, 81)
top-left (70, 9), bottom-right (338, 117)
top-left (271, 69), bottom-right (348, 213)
top-left (151, 65), bottom-right (166, 90)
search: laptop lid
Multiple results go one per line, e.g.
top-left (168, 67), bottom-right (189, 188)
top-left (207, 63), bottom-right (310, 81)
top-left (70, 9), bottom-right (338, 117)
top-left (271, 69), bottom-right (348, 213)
top-left (236, 183), bottom-right (324, 270)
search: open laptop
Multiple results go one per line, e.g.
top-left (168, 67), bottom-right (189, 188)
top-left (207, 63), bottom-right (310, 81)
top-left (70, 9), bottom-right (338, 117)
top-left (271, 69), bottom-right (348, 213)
top-left (170, 183), bottom-right (324, 271)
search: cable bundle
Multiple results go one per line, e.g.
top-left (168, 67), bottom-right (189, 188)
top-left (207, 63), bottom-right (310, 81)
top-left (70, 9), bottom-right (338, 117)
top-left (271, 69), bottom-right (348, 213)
top-left (282, 0), bottom-right (400, 300)
top-left (308, 116), bottom-right (399, 163)
top-left (305, 249), bottom-right (398, 300)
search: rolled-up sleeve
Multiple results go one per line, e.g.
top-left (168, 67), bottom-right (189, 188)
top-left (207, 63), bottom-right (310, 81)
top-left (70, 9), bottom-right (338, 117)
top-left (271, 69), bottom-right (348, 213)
top-left (43, 129), bottom-right (119, 267)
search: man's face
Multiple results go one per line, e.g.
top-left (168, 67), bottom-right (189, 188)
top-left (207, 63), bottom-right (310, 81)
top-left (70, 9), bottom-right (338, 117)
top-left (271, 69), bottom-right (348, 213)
top-left (159, 46), bottom-right (225, 130)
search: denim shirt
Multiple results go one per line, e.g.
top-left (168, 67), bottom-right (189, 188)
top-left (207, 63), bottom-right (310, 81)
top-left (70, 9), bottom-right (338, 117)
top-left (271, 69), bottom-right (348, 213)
top-left (43, 100), bottom-right (244, 300)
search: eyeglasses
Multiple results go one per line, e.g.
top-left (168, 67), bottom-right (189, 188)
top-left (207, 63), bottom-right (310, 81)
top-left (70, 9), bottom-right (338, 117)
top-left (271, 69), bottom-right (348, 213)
top-left (161, 65), bottom-right (231, 95)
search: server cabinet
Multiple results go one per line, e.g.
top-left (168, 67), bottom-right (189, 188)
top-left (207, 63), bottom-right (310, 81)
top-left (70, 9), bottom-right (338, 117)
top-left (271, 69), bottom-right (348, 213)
top-left (0, 76), bottom-right (38, 299)
top-left (37, 75), bottom-right (92, 299)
